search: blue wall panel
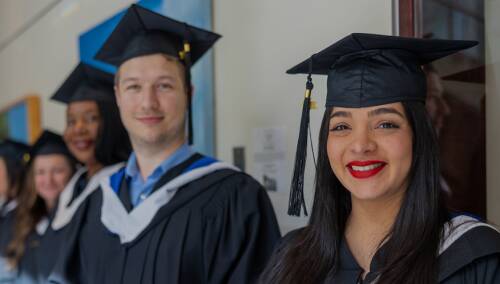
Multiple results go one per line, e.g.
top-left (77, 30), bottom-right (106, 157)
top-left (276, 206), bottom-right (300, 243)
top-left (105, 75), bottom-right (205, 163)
top-left (7, 104), bottom-right (28, 143)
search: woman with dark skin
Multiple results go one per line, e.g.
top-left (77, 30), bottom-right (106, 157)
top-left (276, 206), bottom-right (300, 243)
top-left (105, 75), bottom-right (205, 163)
top-left (0, 63), bottom-right (131, 283)
top-left (49, 63), bottom-right (131, 232)
top-left (260, 34), bottom-right (500, 283)
top-left (32, 63), bottom-right (131, 281)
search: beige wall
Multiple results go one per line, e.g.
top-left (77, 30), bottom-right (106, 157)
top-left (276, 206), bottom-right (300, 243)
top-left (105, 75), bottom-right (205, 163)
top-left (486, 0), bottom-right (500, 225)
top-left (213, 0), bottom-right (392, 232)
top-left (0, 0), bottom-right (134, 132)
top-left (9, 1), bottom-right (485, 232)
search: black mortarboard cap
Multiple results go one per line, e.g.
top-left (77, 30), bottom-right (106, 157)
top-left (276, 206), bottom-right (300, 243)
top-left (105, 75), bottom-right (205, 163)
top-left (94, 4), bottom-right (221, 67)
top-left (29, 130), bottom-right (74, 162)
top-left (287, 33), bottom-right (478, 107)
top-left (51, 63), bottom-right (114, 104)
top-left (0, 139), bottom-right (30, 164)
top-left (95, 4), bottom-right (221, 144)
top-left (286, 33), bottom-right (478, 217)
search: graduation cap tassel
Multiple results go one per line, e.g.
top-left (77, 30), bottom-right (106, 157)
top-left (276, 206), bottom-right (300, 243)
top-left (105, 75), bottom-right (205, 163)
top-left (288, 61), bottom-right (314, 217)
top-left (181, 37), bottom-right (194, 145)
top-left (187, 85), bottom-right (193, 145)
top-left (185, 48), bottom-right (193, 145)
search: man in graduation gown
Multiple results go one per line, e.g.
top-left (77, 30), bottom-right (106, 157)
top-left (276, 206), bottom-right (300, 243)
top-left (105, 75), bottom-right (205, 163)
top-left (50, 4), bottom-right (281, 284)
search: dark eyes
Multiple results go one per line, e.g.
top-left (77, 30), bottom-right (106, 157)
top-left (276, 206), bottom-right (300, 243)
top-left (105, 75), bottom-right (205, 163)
top-left (377, 122), bottom-right (400, 129)
top-left (330, 121), bottom-right (400, 132)
top-left (157, 83), bottom-right (173, 91)
top-left (87, 115), bottom-right (100, 123)
top-left (66, 115), bottom-right (99, 127)
top-left (330, 124), bottom-right (350, 131)
top-left (125, 84), bottom-right (140, 91)
top-left (124, 83), bottom-right (173, 91)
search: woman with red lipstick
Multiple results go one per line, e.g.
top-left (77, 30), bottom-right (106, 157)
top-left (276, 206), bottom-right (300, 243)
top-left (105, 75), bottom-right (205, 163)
top-left (260, 34), bottom-right (500, 283)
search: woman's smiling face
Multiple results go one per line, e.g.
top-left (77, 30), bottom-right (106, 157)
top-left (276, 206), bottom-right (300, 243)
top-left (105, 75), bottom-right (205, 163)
top-left (327, 102), bottom-right (413, 202)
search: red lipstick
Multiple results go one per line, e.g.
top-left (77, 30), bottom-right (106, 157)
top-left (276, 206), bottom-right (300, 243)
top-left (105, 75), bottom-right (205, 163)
top-left (347, 160), bottom-right (386, 179)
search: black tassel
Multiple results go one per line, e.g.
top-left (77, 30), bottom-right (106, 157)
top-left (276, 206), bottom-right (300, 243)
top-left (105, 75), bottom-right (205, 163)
top-left (185, 53), bottom-right (193, 145)
top-left (288, 73), bottom-right (314, 217)
top-left (187, 88), bottom-right (193, 145)
top-left (181, 39), bottom-right (194, 145)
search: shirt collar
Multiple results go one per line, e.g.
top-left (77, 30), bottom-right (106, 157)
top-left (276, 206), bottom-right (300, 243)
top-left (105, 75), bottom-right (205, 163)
top-left (125, 152), bottom-right (140, 178)
top-left (125, 143), bottom-right (194, 180)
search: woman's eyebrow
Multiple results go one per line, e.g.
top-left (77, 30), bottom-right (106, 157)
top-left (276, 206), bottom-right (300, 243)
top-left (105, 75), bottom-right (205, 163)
top-left (368, 107), bottom-right (404, 118)
top-left (330, 111), bottom-right (351, 118)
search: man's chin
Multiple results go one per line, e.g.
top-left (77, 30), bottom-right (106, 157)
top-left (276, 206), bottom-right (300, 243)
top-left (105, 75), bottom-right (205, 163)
top-left (131, 133), bottom-right (169, 147)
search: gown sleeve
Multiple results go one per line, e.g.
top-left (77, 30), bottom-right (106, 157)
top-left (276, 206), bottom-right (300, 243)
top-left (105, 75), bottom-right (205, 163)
top-left (201, 173), bottom-right (282, 284)
top-left (442, 254), bottom-right (500, 283)
top-left (439, 222), bottom-right (500, 283)
top-left (0, 212), bottom-right (16, 282)
top-left (47, 195), bottom-right (90, 284)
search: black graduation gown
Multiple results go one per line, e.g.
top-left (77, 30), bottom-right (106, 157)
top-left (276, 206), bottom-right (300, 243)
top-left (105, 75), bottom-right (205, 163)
top-left (265, 215), bottom-right (500, 283)
top-left (0, 201), bottom-right (75, 283)
top-left (33, 172), bottom-right (89, 282)
top-left (0, 213), bottom-right (52, 283)
top-left (17, 216), bottom-right (55, 283)
top-left (0, 181), bottom-right (87, 283)
top-left (50, 154), bottom-right (281, 284)
top-left (5, 174), bottom-right (91, 283)
top-left (0, 164), bottom-right (123, 283)
top-left (0, 202), bottom-right (17, 281)
top-left (37, 164), bottom-right (124, 282)
top-left (0, 201), bottom-right (17, 255)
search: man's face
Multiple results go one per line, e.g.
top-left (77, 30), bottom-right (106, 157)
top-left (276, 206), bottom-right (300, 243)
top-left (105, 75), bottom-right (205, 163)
top-left (115, 54), bottom-right (188, 148)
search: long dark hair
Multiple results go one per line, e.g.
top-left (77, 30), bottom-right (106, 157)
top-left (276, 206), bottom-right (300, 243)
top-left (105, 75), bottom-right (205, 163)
top-left (260, 101), bottom-right (448, 283)
top-left (94, 100), bottom-right (131, 165)
top-left (1, 155), bottom-right (26, 200)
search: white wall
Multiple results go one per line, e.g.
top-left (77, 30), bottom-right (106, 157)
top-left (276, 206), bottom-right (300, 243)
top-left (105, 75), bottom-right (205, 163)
top-left (2, 0), bottom-right (495, 233)
top-left (213, 0), bottom-right (392, 233)
top-left (0, 0), bottom-right (134, 132)
top-left (0, 0), bottom-right (397, 233)
top-left (0, 0), bottom-right (57, 47)
top-left (485, 0), bottom-right (500, 225)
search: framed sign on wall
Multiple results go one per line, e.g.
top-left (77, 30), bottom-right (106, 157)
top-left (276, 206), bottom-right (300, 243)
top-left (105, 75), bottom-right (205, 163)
top-left (0, 95), bottom-right (41, 144)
